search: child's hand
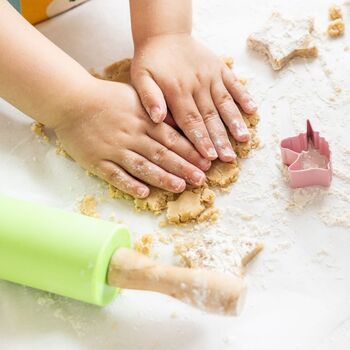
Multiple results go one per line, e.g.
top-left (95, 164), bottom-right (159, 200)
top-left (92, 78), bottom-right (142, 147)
top-left (131, 34), bottom-right (257, 162)
top-left (54, 79), bottom-right (210, 198)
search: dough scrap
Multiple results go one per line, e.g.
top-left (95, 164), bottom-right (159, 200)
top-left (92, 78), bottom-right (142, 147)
top-left (247, 12), bottom-right (317, 70)
top-left (31, 122), bottom-right (49, 142)
top-left (166, 187), bottom-right (217, 224)
top-left (134, 233), bottom-right (154, 255)
top-left (329, 5), bottom-right (342, 20)
top-left (94, 57), bottom-right (259, 224)
top-left (327, 18), bottom-right (345, 37)
top-left (79, 195), bottom-right (99, 218)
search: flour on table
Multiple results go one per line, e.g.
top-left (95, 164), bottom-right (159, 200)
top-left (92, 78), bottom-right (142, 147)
top-left (95, 57), bottom-right (261, 225)
top-left (172, 226), bottom-right (263, 276)
top-left (247, 12), bottom-right (317, 70)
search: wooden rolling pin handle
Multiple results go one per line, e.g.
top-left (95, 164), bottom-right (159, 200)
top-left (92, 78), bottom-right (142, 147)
top-left (107, 248), bottom-right (246, 315)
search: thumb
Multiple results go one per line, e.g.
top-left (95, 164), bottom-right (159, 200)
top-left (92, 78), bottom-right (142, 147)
top-left (133, 73), bottom-right (167, 123)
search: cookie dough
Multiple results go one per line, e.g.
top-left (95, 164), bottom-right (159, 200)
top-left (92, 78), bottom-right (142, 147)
top-left (247, 12), bottom-right (317, 70)
top-left (206, 159), bottom-right (240, 187)
top-left (93, 57), bottom-right (260, 224)
top-left (31, 122), bottom-right (49, 142)
top-left (79, 195), bottom-right (99, 217)
top-left (135, 187), bottom-right (176, 214)
top-left (327, 18), bottom-right (345, 37)
top-left (166, 187), bottom-right (217, 224)
top-left (329, 5), bottom-right (342, 20)
top-left (134, 233), bottom-right (154, 255)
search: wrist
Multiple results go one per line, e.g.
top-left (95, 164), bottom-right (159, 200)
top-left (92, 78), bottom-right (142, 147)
top-left (41, 73), bottom-right (97, 130)
top-left (134, 32), bottom-right (192, 52)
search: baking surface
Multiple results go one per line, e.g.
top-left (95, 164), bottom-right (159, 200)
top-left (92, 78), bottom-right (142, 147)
top-left (1, 0), bottom-right (350, 349)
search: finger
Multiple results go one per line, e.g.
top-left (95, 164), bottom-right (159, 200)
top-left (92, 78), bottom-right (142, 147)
top-left (119, 151), bottom-right (186, 193)
top-left (167, 93), bottom-right (218, 160)
top-left (132, 72), bottom-right (167, 123)
top-left (134, 136), bottom-right (206, 186)
top-left (211, 80), bottom-right (251, 143)
top-left (222, 67), bottom-right (257, 114)
top-left (147, 122), bottom-right (211, 171)
top-left (194, 89), bottom-right (236, 162)
top-left (95, 160), bottom-right (150, 198)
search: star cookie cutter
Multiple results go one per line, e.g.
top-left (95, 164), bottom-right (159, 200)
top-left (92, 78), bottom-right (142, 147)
top-left (280, 120), bottom-right (332, 188)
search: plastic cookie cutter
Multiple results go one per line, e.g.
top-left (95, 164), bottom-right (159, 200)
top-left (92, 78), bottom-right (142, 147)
top-left (280, 120), bottom-right (332, 188)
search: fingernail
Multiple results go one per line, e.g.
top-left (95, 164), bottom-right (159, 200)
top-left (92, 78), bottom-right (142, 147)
top-left (222, 147), bottom-right (236, 159)
top-left (207, 147), bottom-right (218, 159)
top-left (150, 106), bottom-right (163, 123)
top-left (191, 170), bottom-right (205, 185)
top-left (199, 158), bottom-right (211, 171)
top-left (171, 178), bottom-right (185, 191)
top-left (137, 187), bottom-right (149, 197)
top-left (248, 100), bottom-right (257, 111)
top-left (237, 123), bottom-right (250, 138)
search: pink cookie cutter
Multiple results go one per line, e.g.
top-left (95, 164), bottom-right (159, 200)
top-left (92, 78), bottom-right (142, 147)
top-left (280, 120), bottom-right (332, 188)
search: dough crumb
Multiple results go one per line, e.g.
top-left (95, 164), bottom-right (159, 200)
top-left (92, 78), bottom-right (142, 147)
top-left (31, 122), bottom-right (49, 142)
top-left (222, 56), bottom-right (234, 69)
top-left (134, 234), bottom-right (154, 255)
top-left (79, 195), bottom-right (99, 218)
top-left (166, 187), bottom-right (216, 224)
top-left (327, 18), bottom-right (345, 37)
top-left (247, 12), bottom-right (317, 70)
top-left (55, 140), bottom-right (70, 158)
top-left (329, 5), bottom-right (342, 20)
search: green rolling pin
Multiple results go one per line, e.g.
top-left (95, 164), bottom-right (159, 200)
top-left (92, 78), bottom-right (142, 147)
top-left (0, 195), bottom-right (245, 315)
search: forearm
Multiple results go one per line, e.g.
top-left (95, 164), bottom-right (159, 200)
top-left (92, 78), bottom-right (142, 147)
top-left (129, 0), bottom-right (192, 48)
top-left (0, 0), bottom-right (93, 128)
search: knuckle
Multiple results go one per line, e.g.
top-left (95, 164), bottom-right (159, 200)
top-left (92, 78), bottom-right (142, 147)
top-left (217, 92), bottom-right (233, 106)
top-left (134, 157), bottom-right (147, 169)
top-left (240, 94), bottom-right (251, 105)
top-left (108, 167), bottom-right (124, 183)
top-left (152, 146), bottom-right (169, 163)
top-left (140, 90), bottom-right (153, 104)
top-left (194, 71), bottom-right (207, 85)
top-left (182, 112), bottom-right (203, 127)
top-left (166, 129), bottom-right (181, 148)
top-left (202, 109), bottom-right (219, 122)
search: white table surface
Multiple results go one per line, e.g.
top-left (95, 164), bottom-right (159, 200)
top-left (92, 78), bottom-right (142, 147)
top-left (1, 0), bottom-right (350, 349)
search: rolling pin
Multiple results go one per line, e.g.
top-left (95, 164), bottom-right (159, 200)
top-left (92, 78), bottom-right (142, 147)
top-left (0, 195), bottom-right (245, 315)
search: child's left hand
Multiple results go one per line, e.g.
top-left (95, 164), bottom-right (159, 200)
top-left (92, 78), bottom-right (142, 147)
top-left (131, 34), bottom-right (257, 163)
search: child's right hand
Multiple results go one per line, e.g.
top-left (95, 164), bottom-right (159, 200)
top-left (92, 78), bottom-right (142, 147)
top-left (54, 78), bottom-right (210, 198)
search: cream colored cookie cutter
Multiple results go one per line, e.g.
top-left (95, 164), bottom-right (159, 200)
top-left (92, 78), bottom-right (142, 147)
top-left (280, 120), bottom-right (332, 188)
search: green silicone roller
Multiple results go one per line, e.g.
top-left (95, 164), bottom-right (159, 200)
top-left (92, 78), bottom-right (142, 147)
top-left (0, 194), bottom-right (245, 314)
top-left (0, 194), bottom-right (131, 306)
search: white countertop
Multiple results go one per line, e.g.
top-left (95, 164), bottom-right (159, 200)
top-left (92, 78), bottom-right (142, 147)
top-left (0, 0), bottom-right (350, 349)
